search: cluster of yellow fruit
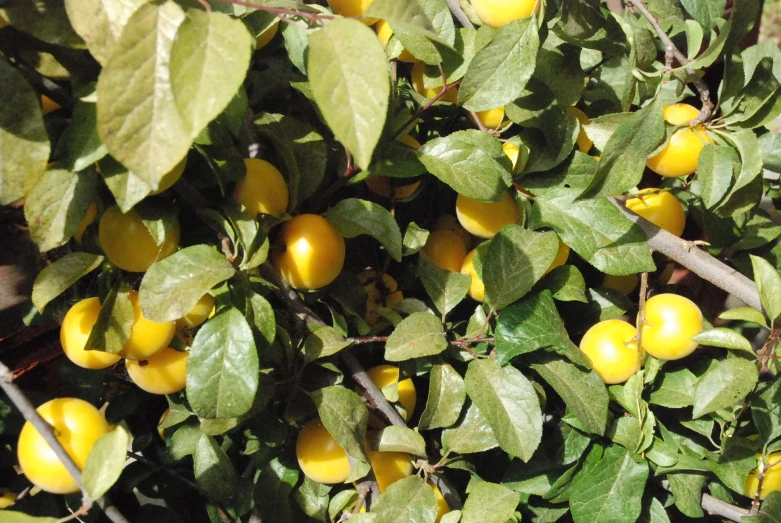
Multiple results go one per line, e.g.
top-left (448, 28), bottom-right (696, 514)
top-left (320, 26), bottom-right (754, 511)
top-left (296, 365), bottom-right (449, 520)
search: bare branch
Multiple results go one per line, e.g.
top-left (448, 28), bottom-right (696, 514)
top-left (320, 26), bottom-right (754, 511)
top-left (446, 0), bottom-right (475, 28)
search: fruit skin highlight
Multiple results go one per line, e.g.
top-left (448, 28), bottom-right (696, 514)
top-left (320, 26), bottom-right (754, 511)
top-left (296, 419), bottom-right (352, 484)
top-left (274, 214), bottom-right (346, 290)
top-left (625, 189), bottom-right (686, 237)
top-left (471, 0), bottom-right (540, 28)
top-left (233, 158), bottom-right (289, 218)
top-left (640, 293), bottom-right (703, 360)
top-left (61, 297), bottom-right (123, 369)
top-left (647, 103), bottom-right (712, 177)
top-left (476, 107), bottom-right (505, 129)
top-left (455, 191), bottom-right (521, 239)
top-left (579, 319), bottom-right (641, 384)
top-left (99, 205), bottom-right (180, 273)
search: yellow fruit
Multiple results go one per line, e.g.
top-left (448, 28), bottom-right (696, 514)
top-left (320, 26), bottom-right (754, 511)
top-left (158, 408), bottom-right (170, 438)
top-left (746, 452), bottom-right (781, 500)
top-left (0, 488), bottom-right (16, 509)
top-left (603, 273), bottom-right (640, 294)
top-left (471, 0), bottom-right (540, 28)
top-left (233, 158), bottom-right (289, 218)
top-left (647, 103), bottom-right (712, 177)
top-left (365, 177), bottom-right (421, 200)
top-left (99, 205), bottom-right (180, 273)
top-left (476, 107), bottom-right (505, 129)
top-left (544, 240), bottom-right (570, 276)
top-left (275, 214), bottom-right (346, 290)
top-left (411, 62), bottom-right (459, 103)
top-left (122, 291), bottom-right (176, 361)
top-left (579, 319), bottom-right (641, 384)
top-left (367, 445), bottom-right (413, 492)
top-left (150, 157), bottom-right (187, 195)
top-left (176, 293), bottom-right (215, 329)
top-left (455, 191), bottom-right (520, 239)
top-left (360, 272), bottom-right (404, 326)
top-left (432, 215), bottom-right (472, 250)
top-left (41, 95), bottom-right (60, 115)
top-left (366, 365), bottom-right (417, 422)
top-left (61, 297), bottom-right (123, 370)
top-left (422, 230), bottom-right (468, 272)
top-left (461, 249), bottom-right (485, 302)
top-left (376, 20), bottom-right (417, 62)
top-left (431, 482), bottom-right (450, 522)
top-left (327, 0), bottom-right (377, 23)
top-left (640, 293), bottom-right (703, 360)
top-left (256, 22), bottom-right (279, 49)
top-left (503, 142), bottom-right (520, 169)
top-left (126, 347), bottom-right (188, 395)
top-left (625, 189), bottom-right (686, 237)
top-left (74, 201), bottom-right (98, 243)
top-left (296, 419), bottom-right (352, 484)
top-left (566, 107), bottom-right (593, 153)
top-left (17, 398), bottom-right (109, 494)
top-left (0, 16), bottom-right (7, 28)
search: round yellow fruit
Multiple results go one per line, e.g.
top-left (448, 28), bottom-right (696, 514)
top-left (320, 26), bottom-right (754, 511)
top-left (296, 419), bottom-right (352, 484)
top-left (233, 158), bottom-right (289, 218)
top-left (99, 205), bottom-right (180, 273)
top-left (327, 0), bottom-right (377, 23)
top-left (422, 230), bottom-right (468, 272)
top-left (365, 177), bottom-right (421, 200)
top-left (476, 107), bottom-right (505, 129)
top-left (566, 107), bottom-right (593, 153)
top-left (41, 95), bottom-right (60, 115)
top-left (432, 214), bottom-right (472, 249)
top-left (647, 103), bottom-right (712, 177)
top-left (471, 0), bottom-right (540, 28)
top-left (17, 398), bottom-right (109, 494)
top-left (603, 273), bottom-right (640, 294)
top-left (122, 291), bottom-right (176, 361)
top-left (0, 488), bottom-right (16, 509)
top-left (126, 347), bottom-right (188, 395)
top-left (367, 445), bottom-right (413, 492)
top-left (640, 293), bottom-right (703, 360)
top-left (176, 293), bottom-right (215, 329)
top-left (411, 62), bottom-right (459, 103)
top-left (274, 214), bottom-right (346, 290)
top-left (503, 142), bottom-right (520, 169)
top-left (625, 189), bottom-right (686, 237)
top-left (150, 157), bottom-right (187, 195)
top-left (579, 319), bottom-right (641, 384)
top-left (376, 20), bottom-right (416, 62)
top-left (74, 201), bottom-right (98, 243)
top-left (256, 22), bottom-right (279, 50)
top-left (746, 452), bottom-right (781, 500)
top-left (366, 365), bottom-right (417, 422)
top-left (431, 482), bottom-right (450, 522)
top-left (545, 240), bottom-right (570, 276)
top-left (360, 271), bottom-right (404, 326)
top-left (61, 297), bottom-right (123, 370)
top-left (461, 249), bottom-right (485, 302)
top-left (455, 191), bottom-right (520, 239)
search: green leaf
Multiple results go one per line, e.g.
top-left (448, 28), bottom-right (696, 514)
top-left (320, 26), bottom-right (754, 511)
top-left (56, 102), bottom-right (109, 172)
top-left (464, 359), bottom-right (542, 461)
top-left (382, 0), bottom-right (458, 66)
top-left (371, 475), bottom-right (438, 523)
top-left (649, 367), bottom-right (697, 409)
top-left (680, 0), bottom-right (725, 30)
top-left (441, 401), bottom-right (498, 454)
top-left (560, 0), bottom-right (604, 39)
top-left (751, 255), bottom-right (781, 323)
top-left (32, 252), bottom-right (104, 313)
top-left (541, 265), bottom-right (588, 303)
top-left (255, 456), bottom-right (300, 522)
top-left (194, 434), bottom-right (237, 503)
top-left (329, 489), bottom-right (359, 522)
top-left (308, 18), bottom-right (389, 169)
top-left (326, 198), bottom-right (403, 262)
top-left (692, 357), bottom-right (759, 418)
top-left (752, 379), bottom-right (781, 444)
top-left (84, 286), bottom-right (134, 354)
top-left (403, 222), bottom-right (430, 256)
top-left (720, 306), bottom-right (768, 328)
top-left (531, 355), bottom-right (609, 436)
top-left (99, 156), bottom-right (151, 213)
top-left (294, 477), bottom-right (331, 520)
top-left (640, 496), bottom-right (673, 523)
top-left (743, 491), bottom-right (781, 523)
top-left (568, 445), bottom-right (649, 523)
top-left (417, 257), bottom-right (471, 319)
top-left (483, 226), bottom-right (559, 311)
top-left (385, 312), bottom-right (448, 361)
top-left (96, 0), bottom-right (190, 190)
top-left (363, 0), bottom-right (436, 33)
top-left (667, 472), bottom-right (705, 518)
top-left (419, 363), bottom-right (466, 431)
top-left (2, 0), bottom-right (83, 47)
top-left (460, 17), bottom-right (539, 112)
top-left (461, 481), bottom-right (521, 523)
top-left (65, 0), bottom-right (147, 65)
top-left (697, 144), bottom-right (740, 209)
top-left (692, 328), bottom-right (755, 354)
top-left (372, 426), bottom-right (427, 456)
top-left (417, 130), bottom-right (512, 202)
top-left (715, 130), bottom-right (764, 217)
top-left (170, 9), bottom-right (253, 139)
top-left (712, 436), bottom-right (757, 494)
top-left (304, 325), bottom-right (353, 362)
top-left (312, 386), bottom-right (369, 463)
top-left (582, 112), bottom-right (631, 152)
top-left (187, 308), bottom-right (259, 419)
top-left (83, 424), bottom-right (131, 499)
top-left (139, 245), bottom-right (235, 323)
top-left (0, 512), bottom-right (59, 523)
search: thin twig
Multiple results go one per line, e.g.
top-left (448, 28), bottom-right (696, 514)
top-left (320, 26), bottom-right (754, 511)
top-left (446, 0), bottom-right (475, 28)
top-left (626, 0), bottom-right (713, 124)
top-left (217, 0), bottom-right (334, 22)
top-left (635, 272), bottom-right (648, 364)
top-left (391, 79), bottom-right (463, 141)
top-left (0, 360), bottom-right (130, 523)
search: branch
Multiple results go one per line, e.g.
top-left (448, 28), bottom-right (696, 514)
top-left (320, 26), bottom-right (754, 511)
top-left (611, 198), bottom-right (762, 311)
top-left (660, 480), bottom-right (749, 522)
top-left (390, 79), bottom-right (463, 141)
top-left (626, 0), bottom-right (713, 124)
top-left (217, 0), bottom-right (334, 23)
top-left (446, 0), bottom-right (475, 29)
top-left (0, 360), bottom-right (130, 523)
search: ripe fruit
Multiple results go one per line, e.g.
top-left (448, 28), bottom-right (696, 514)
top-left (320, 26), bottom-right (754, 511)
top-left (376, 20), bottom-right (416, 62)
top-left (122, 291), bottom-right (176, 361)
top-left (411, 62), bottom-right (459, 103)
top-left (503, 142), bottom-right (520, 169)
top-left (603, 273), bottom-right (640, 294)
top-left (61, 297), bottom-right (123, 369)
top-left (566, 107), bottom-right (593, 153)
top-left (256, 22), bottom-right (279, 50)
top-left (274, 214), bottom-right (346, 290)
top-left (455, 191), bottom-right (520, 239)
top-left (461, 249), bottom-right (485, 302)
top-left (150, 157), bottom-right (187, 195)
top-left (17, 398), bottom-right (109, 494)
top-left (545, 240), bottom-right (570, 275)
top-left (471, 0), bottom-right (540, 28)
top-left (74, 201), bottom-right (98, 243)
top-left (99, 205), bottom-right (180, 273)
top-left (476, 107), bottom-right (505, 129)
top-left (365, 135), bottom-right (422, 200)
top-left (432, 482), bottom-right (450, 522)
top-left (647, 103), bottom-right (712, 177)
top-left (126, 347), bottom-right (188, 395)
top-left (366, 365), bottom-right (417, 422)
top-left (579, 319), bottom-right (641, 384)
top-left (41, 95), bottom-right (60, 115)
top-left (745, 452), bottom-right (781, 500)
top-left (0, 488), bottom-right (16, 509)
top-left (367, 445), bottom-right (413, 492)
top-left (640, 293), bottom-right (703, 360)
top-left (233, 158), bottom-right (289, 218)
top-left (327, 0), bottom-right (376, 23)
top-left (176, 293), bottom-right (215, 329)
top-left (625, 189), bottom-right (686, 237)
top-left (360, 271), bottom-right (404, 326)
top-left (432, 214), bottom-right (471, 249)
top-left (296, 419), bottom-right (352, 484)
top-left (422, 230), bottom-right (468, 272)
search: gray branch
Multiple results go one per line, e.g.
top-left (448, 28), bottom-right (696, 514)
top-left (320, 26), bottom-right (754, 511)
top-left (446, 0), bottom-right (474, 28)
